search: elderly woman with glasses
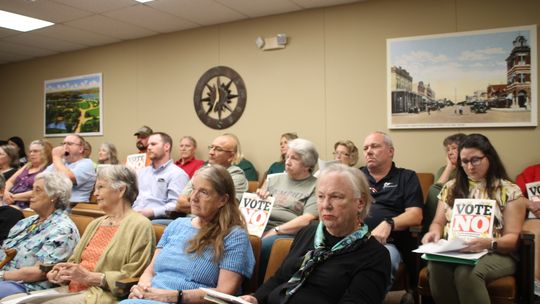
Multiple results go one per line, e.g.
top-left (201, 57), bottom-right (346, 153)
top-left (3, 139), bottom-right (52, 209)
top-left (421, 134), bottom-right (527, 304)
top-left (4, 166), bottom-right (155, 304)
top-left (242, 164), bottom-right (390, 304)
top-left (256, 138), bottom-right (319, 281)
top-left (121, 165), bottom-right (254, 304)
top-left (0, 171), bottom-right (79, 299)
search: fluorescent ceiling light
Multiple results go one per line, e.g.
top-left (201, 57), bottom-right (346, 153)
top-left (135, 0), bottom-right (154, 3)
top-left (0, 10), bottom-right (53, 32)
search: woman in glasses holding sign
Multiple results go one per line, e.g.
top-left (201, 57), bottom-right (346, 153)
top-left (421, 133), bottom-right (526, 304)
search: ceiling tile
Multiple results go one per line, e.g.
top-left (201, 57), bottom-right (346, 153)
top-left (0, 41), bottom-right (57, 57)
top-left (65, 15), bottom-right (157, 40)
top-left (50, 0), bottom-right (136, 14)
top-left (5, 32), bottom-right (87, 52)
top-left (0, 0), bottom-right (367, 65)
top-left (216, 0), bottom-right (302, 17)
top-left (103, 4), bottom-right (197, 33)
top-left (0, 0), bottom-right (93, 23)
top-left (292, 0), bottom-right (363, 9)
top-left (0, 50), bottom-right (31, 62)
top-left (0, 27), bottom-right (19, 39)
top-left (34, 24), bottom-right (120, 46)
top-left (147, 0), bottom-right (247, 26)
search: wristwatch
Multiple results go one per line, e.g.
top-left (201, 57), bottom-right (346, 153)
top-left (274, 226), bottom-right (281, 234)
top-left (490, 239), bottom-right (498, 252)
top-left (384, 217), bottom-right (395, 231)
top-left (177, 290), bottom-right (183, 304)
top-left (0, 270), bottom-right (5, 281)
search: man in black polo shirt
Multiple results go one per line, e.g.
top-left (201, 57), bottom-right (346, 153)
top-left (361, 131), bottom-right (423, 291)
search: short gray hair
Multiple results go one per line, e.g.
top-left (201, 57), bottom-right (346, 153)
top-left (318, 164), bottom-right (373, 220)
top-left (222, 133), bottom-right (242, 165)
top-left (180, 136), bottom-right (198, 148)
top-left (35, 171), bottom-right (72, 210)
top-left (288, 138), bottom-right (319, 172)
top-left (373, 131), bottom-right (394, 148)
top-left (97, 165), bottom-right (139, 205)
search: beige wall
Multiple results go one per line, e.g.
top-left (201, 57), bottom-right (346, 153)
top-left (0, 0), bottom-right (538, 179)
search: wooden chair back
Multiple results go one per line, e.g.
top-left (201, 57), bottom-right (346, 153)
top-left (71, 203), bottom-right (105, 218)
top-left (69, 214), bottom-right (94, 236)
top-left (248, 181), bottom-right (259, 193)
top-left (416, 172), bottom-right (434, 203)
top-left (264, 238), bottom-right (293, 282)
top-left (243, 235), bottom-right (261, 293)
top-left (21, 208), bottom-right (36, 218)
top-left (152, 224), bottom-right (166, 243)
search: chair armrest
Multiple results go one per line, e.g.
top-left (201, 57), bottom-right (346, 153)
top-left (0, 248), bottom-right (17, 269)
top-left (518, 231), bottom-right (534, 304)
top-left (115, 277), bottom-right (140, 298)
top-left (409, 225), bottom-right (423, 235)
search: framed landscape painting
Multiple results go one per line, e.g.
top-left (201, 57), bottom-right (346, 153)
top-left (44, 73), bottom-right (103, 137)
top-left (387, 25), bottom-right (537, 129)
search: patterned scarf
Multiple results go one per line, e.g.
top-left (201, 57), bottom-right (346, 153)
top-left (279, 222), bottom-right (369, 303)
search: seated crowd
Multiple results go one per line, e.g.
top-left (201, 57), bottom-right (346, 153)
top-left (0, 129), bottom-right (538, 304)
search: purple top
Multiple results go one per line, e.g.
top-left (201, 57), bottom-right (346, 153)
top-left (10, 167), bottom-right (44, 208)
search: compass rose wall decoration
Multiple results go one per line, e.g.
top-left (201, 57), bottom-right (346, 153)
top-left (193, 66), bottom-right (247, 129)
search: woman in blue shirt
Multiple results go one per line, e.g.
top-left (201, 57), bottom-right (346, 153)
top-left (123, 165), bottom-right (254, 303)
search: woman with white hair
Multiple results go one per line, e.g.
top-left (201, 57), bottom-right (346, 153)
top-left (0, 171), bottom-right (79, 298)
top-left (256, 138), bottom-right (319, 281)
top-left (242, 164), bottom-right (390, 303)
top-left (41, 165), bottom-right (155, 304)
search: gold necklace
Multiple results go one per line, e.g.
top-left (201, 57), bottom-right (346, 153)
top-left (28, 218), bottom-right (45, 232)
top-left (102, 215), bottom-right (122, 226)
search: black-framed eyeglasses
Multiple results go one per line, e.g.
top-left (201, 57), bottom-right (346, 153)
top-left (461, 156), bottom-right (486, 167)
top-left (208, 145), bottom-right (233, 153)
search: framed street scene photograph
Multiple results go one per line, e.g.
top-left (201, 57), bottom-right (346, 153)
top-left (44, 73), bottom-right (103, 137)
top-left (387, 25), bottom-right (537, 129)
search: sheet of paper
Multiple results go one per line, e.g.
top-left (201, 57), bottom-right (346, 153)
top-left (200, 288), bottom-right (251, 304)
top-left (1, 290), bottom-right (81, 304)
top-left (413, 238), bottom-right (468, 254)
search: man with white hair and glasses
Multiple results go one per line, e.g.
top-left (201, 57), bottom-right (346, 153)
top-left (45, 134), bottom-right (96, 204)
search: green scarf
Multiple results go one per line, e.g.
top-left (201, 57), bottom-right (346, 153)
top-left (280, 222), bottom-right (369, 303)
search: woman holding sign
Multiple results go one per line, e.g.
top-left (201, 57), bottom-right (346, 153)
top-left (123, 165), bottom-right (254, 304)
top-left (256, 138), bottom-right (319, 281)
top-left (422, 134), bottom-right (526, 304)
